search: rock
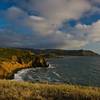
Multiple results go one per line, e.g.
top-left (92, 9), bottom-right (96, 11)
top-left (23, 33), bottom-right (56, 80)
top-left (32, 55), bottom-right (49, 67)
top-left (12, 55), bottom-right (24, 64)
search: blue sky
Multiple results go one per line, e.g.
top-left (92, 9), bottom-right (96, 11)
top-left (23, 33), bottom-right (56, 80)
top-left (0, 0), bottom-right (100, 54)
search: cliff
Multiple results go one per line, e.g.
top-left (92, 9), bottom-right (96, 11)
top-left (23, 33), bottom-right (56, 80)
top-left (0, 48), bottom-right (48, 79)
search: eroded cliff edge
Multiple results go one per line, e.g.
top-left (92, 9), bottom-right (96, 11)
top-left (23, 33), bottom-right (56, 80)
top-left (0, 48), bottom-right (48, 79)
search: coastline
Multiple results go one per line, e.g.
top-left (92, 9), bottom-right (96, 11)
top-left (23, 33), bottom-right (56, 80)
top-left (0, 61), bottom-right (32, 79)
top-left (6, 66), bottom-right (31, 79)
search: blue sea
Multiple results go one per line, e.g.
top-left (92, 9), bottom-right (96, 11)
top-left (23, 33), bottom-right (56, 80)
top-left (14, 56), bottom-right (100, 87)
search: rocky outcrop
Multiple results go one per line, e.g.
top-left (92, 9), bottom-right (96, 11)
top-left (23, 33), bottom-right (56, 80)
top-left (32, 55), bottom-right (49, 67)
top-left (0, 60), bottom-right (31, 79)
top-left (0, 55), bottom-right (49, 79)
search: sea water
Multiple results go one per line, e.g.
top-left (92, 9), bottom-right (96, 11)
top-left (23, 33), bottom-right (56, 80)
top-left (14, 56), bottom-right (100, 87)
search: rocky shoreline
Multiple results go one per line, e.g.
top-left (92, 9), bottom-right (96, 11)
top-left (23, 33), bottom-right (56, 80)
top-left (0, 55), bottom-right (49, 79)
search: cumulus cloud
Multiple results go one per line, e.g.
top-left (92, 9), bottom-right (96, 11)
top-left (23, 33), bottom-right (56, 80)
top-left (3, 5), bottom-right (89, 49)
top-left (76, 20), bottom-right (100, 42)
top-left (0, 29), bottom-right (35, 47)
top-left (32, 0), bottom-right (91, 26)
top-left (90, 0), bottom-right (100, 4)
top-left (0, 0), bottom-right (100, 49)
top-left (26, 16), bottom-right (53, 36)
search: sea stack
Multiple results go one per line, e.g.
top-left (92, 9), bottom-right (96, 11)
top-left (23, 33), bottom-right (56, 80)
top-left (32, 55), bottom-right (49, 67)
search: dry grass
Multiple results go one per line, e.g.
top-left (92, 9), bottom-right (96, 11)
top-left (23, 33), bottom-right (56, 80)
top-left (0, 80), bottom-right (100, 100)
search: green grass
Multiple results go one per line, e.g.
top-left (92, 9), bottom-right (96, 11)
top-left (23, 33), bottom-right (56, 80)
top-left (0, 48), bottom-right (34, 63)
top-left (0, 80), bottom-right (100, 100)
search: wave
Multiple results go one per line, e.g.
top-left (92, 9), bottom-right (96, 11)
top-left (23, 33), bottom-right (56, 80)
top-left (52, 71), bottom-right (61, 78)
top-left (13, 63), bottom-right (55, 81)
top-left (13, 69), bottom-right (29, 81)
top-left (48, 64), bottom-right (55, 68)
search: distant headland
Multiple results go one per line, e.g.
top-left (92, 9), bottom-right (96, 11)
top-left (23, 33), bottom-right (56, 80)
top-left (30, 49), bottom-right (99, 57)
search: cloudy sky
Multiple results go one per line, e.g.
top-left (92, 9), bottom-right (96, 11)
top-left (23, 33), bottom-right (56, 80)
top-left (0, 0), bottom-right (100, 53)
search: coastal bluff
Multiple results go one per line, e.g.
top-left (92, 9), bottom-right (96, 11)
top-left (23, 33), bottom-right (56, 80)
top-left (0, 48), bottom-right (48, 79)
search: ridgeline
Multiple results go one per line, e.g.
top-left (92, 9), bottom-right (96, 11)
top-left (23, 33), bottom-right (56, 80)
top-left (31, 49), bottom-right (99, 57)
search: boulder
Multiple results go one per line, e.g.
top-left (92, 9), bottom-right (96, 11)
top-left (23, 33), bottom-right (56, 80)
top-left (32, 55), bottom-right (49, 67)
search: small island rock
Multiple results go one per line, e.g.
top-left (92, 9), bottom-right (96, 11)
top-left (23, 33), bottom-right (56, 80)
top-left (32, 55), bottom-right (49, 67)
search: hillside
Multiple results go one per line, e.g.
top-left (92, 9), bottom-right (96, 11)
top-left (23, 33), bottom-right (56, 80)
top-left (30, 49), bottom-right (99, 57)
top-left (0, 48), bottom-right (98, 60)
top-left (0, 80), bottom-right (100, 100)
top-left (0, 48), bottom-right (34, 63)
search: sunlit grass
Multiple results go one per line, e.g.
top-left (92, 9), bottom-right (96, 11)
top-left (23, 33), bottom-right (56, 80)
top-left (0, 80), bottom-right (100, 100)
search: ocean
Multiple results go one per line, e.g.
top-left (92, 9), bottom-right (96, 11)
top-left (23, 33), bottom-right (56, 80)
top-left (14, 56), bottom-right (100, 87)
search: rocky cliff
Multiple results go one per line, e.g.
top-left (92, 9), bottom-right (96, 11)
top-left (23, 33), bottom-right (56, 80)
top-left (0, 48), bottom-right (49, 79)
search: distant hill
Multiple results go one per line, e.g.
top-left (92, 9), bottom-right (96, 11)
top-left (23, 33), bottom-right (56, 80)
top-left (29, 49), bottom-right (99, 57)
top-left (0, 48), bottom-right (99, 59)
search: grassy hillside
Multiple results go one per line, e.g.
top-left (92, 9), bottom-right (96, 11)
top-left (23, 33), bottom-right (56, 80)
top-left (30, 49), bottom-right (99, 57)
top-left (0, 48), bottom-right (34, 63)
top-left (0, 80), bottom-right (100, 100)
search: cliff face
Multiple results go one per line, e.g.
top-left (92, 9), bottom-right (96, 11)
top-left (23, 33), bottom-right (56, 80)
top-left (32, 55), bottom-right (49, 67)
top-left (0, 57), bottom-right (31, 79)
top-left (0, 48), bottom-right (48, 79)
top-left (0, 57), bottom-right (48, 79)
top-left (0, 62), bottom-right (23, 79)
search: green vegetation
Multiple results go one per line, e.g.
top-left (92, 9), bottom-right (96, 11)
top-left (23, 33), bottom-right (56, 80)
top-left (0, 80), bottom-right (99, 100)
top-left (0, 48), bottom-right (34, 63)
top-left (31, 49), bottom-right (99, 57)
top-left (0, 48), bottom-right (98, 61)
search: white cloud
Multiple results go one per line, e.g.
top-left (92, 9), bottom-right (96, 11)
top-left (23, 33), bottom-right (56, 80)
top-left (26, 16), bottom-right (53, 36)
top-left (91, 0), bottom-right (100, 4)
top-left (76, 20), bottom-right (100, 42)
top-left (0, 5), bottom-right (91, 49)
top-left (1, 0), bottom-right (100, 49)
top-left (7, 7), bottom-right (27, 20)
top-left (33, 0), bottom-right (91, 26)
top-left (52, 31), bottom-right (88, 49)
top-left (89, 20), bottom-right (100, 41)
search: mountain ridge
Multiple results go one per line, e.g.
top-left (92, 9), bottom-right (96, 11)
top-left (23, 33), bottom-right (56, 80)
top-left (22, 49), bottom-right (99, 57)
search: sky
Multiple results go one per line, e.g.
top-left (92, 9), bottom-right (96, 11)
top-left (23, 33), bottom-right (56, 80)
top-left (0, 0), bottom-right (100, 53)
